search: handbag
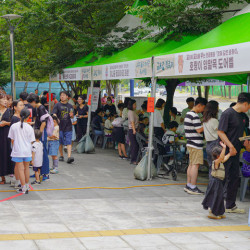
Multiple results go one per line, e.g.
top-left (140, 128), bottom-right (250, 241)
top-left (211, 161), bottom-right (225, 180)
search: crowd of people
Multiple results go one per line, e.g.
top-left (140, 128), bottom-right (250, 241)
top-left (0, 86), bottom-right (250, 220)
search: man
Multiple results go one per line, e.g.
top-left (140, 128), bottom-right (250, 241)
top-left (180, 97), bottom-right (195, 123)
top-left (35, 89), bottom-right (38, 95)
top-left (52, 91), bottom-right (74, 164)
top-left (68, 93), bottom-right (76, 109)
top-left (19, 92), bottom-right (36, 122)
top-left (218, 92), bottom-right (250, 213)
top-left (41, 91), bottom-right (49, 111)
top-left (184, 97), bottom-right (207, 195)
top-left (101, 93), bottom-right (107, 106)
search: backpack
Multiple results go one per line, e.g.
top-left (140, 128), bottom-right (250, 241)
top-left (40, 112), bottom-right (54, 137)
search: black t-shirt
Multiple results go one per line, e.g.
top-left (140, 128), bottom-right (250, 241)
top-left (103, 104), bottom-right (117, 115)
top-left (92, 115), bottom-right (103, 131)
top-left (52, 102), bottom-right (73, 132)
top-left (76, 105), bottom-right (89, 126)
top-left (41, 96), bottom-right (48, 110)
top-left (24, 103), bottom-right (36, 121)
top-left (35, 105), bottom-right (47, 130)
top-left (218, 107), bottom-right (245, 151)
top-left (10, 116), bottom-right (20, 126)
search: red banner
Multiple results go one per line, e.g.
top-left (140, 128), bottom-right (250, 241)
top-left (88, 94), bottom-right (92, 105)
top-left (147, 97), bottom-right (155, 113)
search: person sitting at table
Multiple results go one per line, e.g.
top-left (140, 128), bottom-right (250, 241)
top-left (103, 97), bottom-right (117, 115)
top-left (141, 103), bottom-right (150, 119)
top-left (92, 108), bottom-right (104, 136)
top-left (162, 121), bottom-right (184, 166)
top-left (170, 107), bottom-right (182, 124)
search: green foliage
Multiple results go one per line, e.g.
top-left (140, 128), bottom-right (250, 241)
top-left (0, 0), bottom-right (134, 82)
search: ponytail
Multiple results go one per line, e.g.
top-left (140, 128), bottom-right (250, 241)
top-left (20, 108), bottom-right (30, 129)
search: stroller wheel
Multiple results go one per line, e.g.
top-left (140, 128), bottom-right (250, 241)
top-left (172, 170), bottom-right (177, 181)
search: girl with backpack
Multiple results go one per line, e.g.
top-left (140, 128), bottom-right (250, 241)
top-left (8, 109), bottom-right (35, 194)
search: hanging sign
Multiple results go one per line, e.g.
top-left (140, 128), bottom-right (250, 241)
top-left (93, 65), bottom-right (103, 80)
top-left (147, 97), bottom-right (155, 113)
top-left (135, 58), bottom-right (152, 78)
top-left (155, 55), bottom-right (175, 77)
top-left (81, 67), bottom-right (91, 80)
top-left (87, 87), bottom-right (100, 112)
top-left (88, 94), bottom-right (92, 105)
top-left (58, 67), bottom-right (82, 81)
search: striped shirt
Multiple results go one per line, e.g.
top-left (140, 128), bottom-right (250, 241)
top-left (184, 111), bottom-right (203, 149)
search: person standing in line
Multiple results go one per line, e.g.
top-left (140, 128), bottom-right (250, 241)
top-left (76, 95), bottom-right (88, 141)
top-left (218, 92), bottom-right (250, 214)
top-left (8, 109), bottom-right (35, 194)
top-left (52, 91), bottom-right (74, 164)
top-left (35, 89), bottom-right (39, 95)
top-left (128, 99), bottom-right (139, 165)
top-left (27, 93), bottom-right (50, 180)
top-left (19, 92), bottom-right (36, 124)
top-left (184, 97), bottom-right (207, 195)
top-left (180, 97), bottom-right (195, 123)
top-left (41, 91), bottom-right (49, 111)
top-left (0, 93), bottom-right (12, 185)
top-left (10, 100), bottom-right (25, 188)
top-left (48, 116), bottom-right (60, 174)
top-left (154, 98), bottom-right (166, 140)
top-left (31, 130), bottom-right (43, 185)
top-left (203, 100), bottom-right (219, 171)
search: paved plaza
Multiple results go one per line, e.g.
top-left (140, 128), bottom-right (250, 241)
top-left (0, 147), bottom-right (249, 250)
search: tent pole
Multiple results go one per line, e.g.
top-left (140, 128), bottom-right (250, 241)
top-left (86, 67), bottom-right (94, 136)
top-left (147, 56), bottom-right (156, 181)
top-left (49, 80), bottom-right (52, 113)
top-left (247, 74), bottom-right (250, 93)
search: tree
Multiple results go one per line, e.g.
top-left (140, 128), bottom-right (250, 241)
top-left (131, 0), bottom-right (249, 125)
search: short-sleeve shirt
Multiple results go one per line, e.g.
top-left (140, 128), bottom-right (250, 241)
top-left (8, 122), bottom-right (35, 157)
top-left (25, 103), bottom-right (36, 122)
top-left (35, 105), bottom-right (47, 130)
top-left (154, 109), bottom-right (164, 128)
top-left (104, 104), bottom-right (117, 115)
top-left (32, 141), bottom-right (43, 167)
top-left (218, 108), bottom-right (244, 151)
top-left (203, 118), bottom-right (219, 142)
top-left (48, 125), bottom-right (59, 141)
top-left (184, 111), bottom-right (203, 149)
top-left (76, 105), bottom-right (89, 126)
top-left (10, 116), bottom-right (20, 126)
top-left (128, 110), bottom-right (139, 129)
top-left (162, 130), bottom-right (175, 145)
top-left (171, 115), bottom-right (182, 125)
top-left (52, 102), bottom-right (73, 132)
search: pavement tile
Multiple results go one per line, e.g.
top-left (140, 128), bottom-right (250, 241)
top-left (35, 238), bottom-right (86, 250)
top-left (177, 243), bottom-right (226, 250)
top-left (222, 242), bottom-right (250, 250)
top-left (79, 236), bottom-right (130, 249)
top-left (25, 222), bottom-right (70, 234)
top-left (0, 240), bottom-right (38, 249)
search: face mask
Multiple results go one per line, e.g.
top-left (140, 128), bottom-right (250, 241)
top-left (107, 101), bottom-right (111, 104)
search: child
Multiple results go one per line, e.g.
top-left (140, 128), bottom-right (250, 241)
top-left (104, 114), bottom-right (113, 136)
top-left (8, 109), bottom-right (35, 193)
top-left (202, 142), bottom-right (230, 219)
top-left (31, 130), bottom-right (43, 184)
top-left (48, 116), bottom-right (60, 174)
top-left (162, 121), bottom-right (183, 165)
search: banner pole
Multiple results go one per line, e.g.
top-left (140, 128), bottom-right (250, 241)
top-left (247, 74), bottom-right (250, 93)
top-left (86, 67), bottom-right (94, 136)
top-left (147, 56), bottom-right (156, 181)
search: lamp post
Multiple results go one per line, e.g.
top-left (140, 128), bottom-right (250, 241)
top-left (1, 14), bottom-right (22, 100)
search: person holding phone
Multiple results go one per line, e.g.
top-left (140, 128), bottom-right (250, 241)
top-left (52, 91), bottom-right (74, 164)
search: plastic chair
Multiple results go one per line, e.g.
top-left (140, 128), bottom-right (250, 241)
top-left (136, 133), bottom-right (148, 162)
top-left (102, 127), bottom-right (113, 149)
top-left (91, 123), bottom-right (104, 147)
top-left (240, 176), bottom-right (250, 201)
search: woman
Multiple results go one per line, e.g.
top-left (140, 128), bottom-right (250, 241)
top-left (76, 95), bottom-right (88, 141)
top-left (122, 97), bottom-right (131, 131)
top-left (0, 93), bottom-right (12, 184)
top-left (154, 98), bottom-right (166, 140)
top-left (92, 108), bottom-right (104, 135)
top-left (203, 100), bottom-right (219, 172)
top-left (128, 99), bottom-right (139, 165)
top-left (103, 97), bottom-right (116, 115)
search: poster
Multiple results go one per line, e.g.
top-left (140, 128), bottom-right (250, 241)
top-left (87, 87), bottom-right (100, 112)
top-left (58, 67), bottom-right (82, 81)
top-left (93, 65), bottom-right (103, 80)
top-left (179, 79), bottom-right (237, 87)
top-left (135, 58), bottom-right (152, 78)
top-left (155, 55), bottom-right (175, 77)
top-left (81, 67), bottom-right (91, 80)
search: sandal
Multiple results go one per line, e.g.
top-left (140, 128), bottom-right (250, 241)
top-left (0, 177), bottom-right (6, 185)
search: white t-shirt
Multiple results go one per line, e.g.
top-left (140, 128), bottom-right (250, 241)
top-left (32, 141), bottom-right (43, 167)
top-left (203, 118), bottom-right (219, 142)
top-left (162, 130), bottom-right (175, 152)
top-left (154, 109), bottom-right (164, 127)
top-left (8, 122), bottom-right (35, 157)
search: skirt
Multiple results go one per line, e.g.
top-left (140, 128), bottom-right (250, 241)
top-left (112, 127), bottom-right (125, 144)
top-left (48, 140), bottom-right (60, 156)
top-left (202, 177), bottom-right (225, 216)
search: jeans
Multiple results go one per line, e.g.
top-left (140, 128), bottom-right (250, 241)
top-left (41, 129), bottom-right (50, 175)
top-left (94, 130), bottom-right (103, 136)
top-left (128, 129), bottom-right (139, 163)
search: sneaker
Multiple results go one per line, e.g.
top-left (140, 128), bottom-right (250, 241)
top-left (184, 185), bottom-right (190, 192)
top-left (67, 157), bottom-right (74, 164)
top-left (225, 206), bottom-right (245, 214)
top-left (16, 188), bottom-right (28, 194)
top-left (187, 186), bottom-right (204, 195)
top-left (119, 155), bottom-right (124, 160)
top-left (50, 166), bottom-right (54, 171)
top-left (50, 169), bottom-right (59, 174)
top-left (123, 157), bottom-right (130, 161)
top-left (30, 174), bottom-right (35, 178)
top-left (42, 175), bottom-right (50, 181)
top-left (59, 156), bottom-right (64, 161)
top-left (31, 180), bottom-right (41, 185)
top-left (208, 212), bottom-right (222, 220)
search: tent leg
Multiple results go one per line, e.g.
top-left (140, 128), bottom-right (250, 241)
top-left (130, 79), bottom-right (134, 97)
top-left (247, 74), bottom-right (250, 93)
top-left (147, 57), bottom-right (156, 181)
top-left (86, 67), bottom-right (94, 136)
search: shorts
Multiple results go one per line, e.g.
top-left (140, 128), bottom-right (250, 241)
top-left (187, 146), bottom-right (203, 165)
top-left (12, 157), bottom-right (32, 163)
top-left (48, 140), bottom-right (60, 156)
top-left (33, 166), bottom-right (41, 172)
top-left (59, 131), bottom-right (72, 146)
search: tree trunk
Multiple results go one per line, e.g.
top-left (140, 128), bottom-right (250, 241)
top-left (106, 80), bottom-right (111, 96)
top-left (229, 86), bottom-right (231, 99)
top-left (197, 86), bottom-right (202, 97)
top-left (163, 79), bottom-right (180, 127)
top-left (204, 86), bottom-right (210, 100)
top-left (224, 86), bottom-right (227, 98)
top-left (220, 86), bottom-right (223, 97)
